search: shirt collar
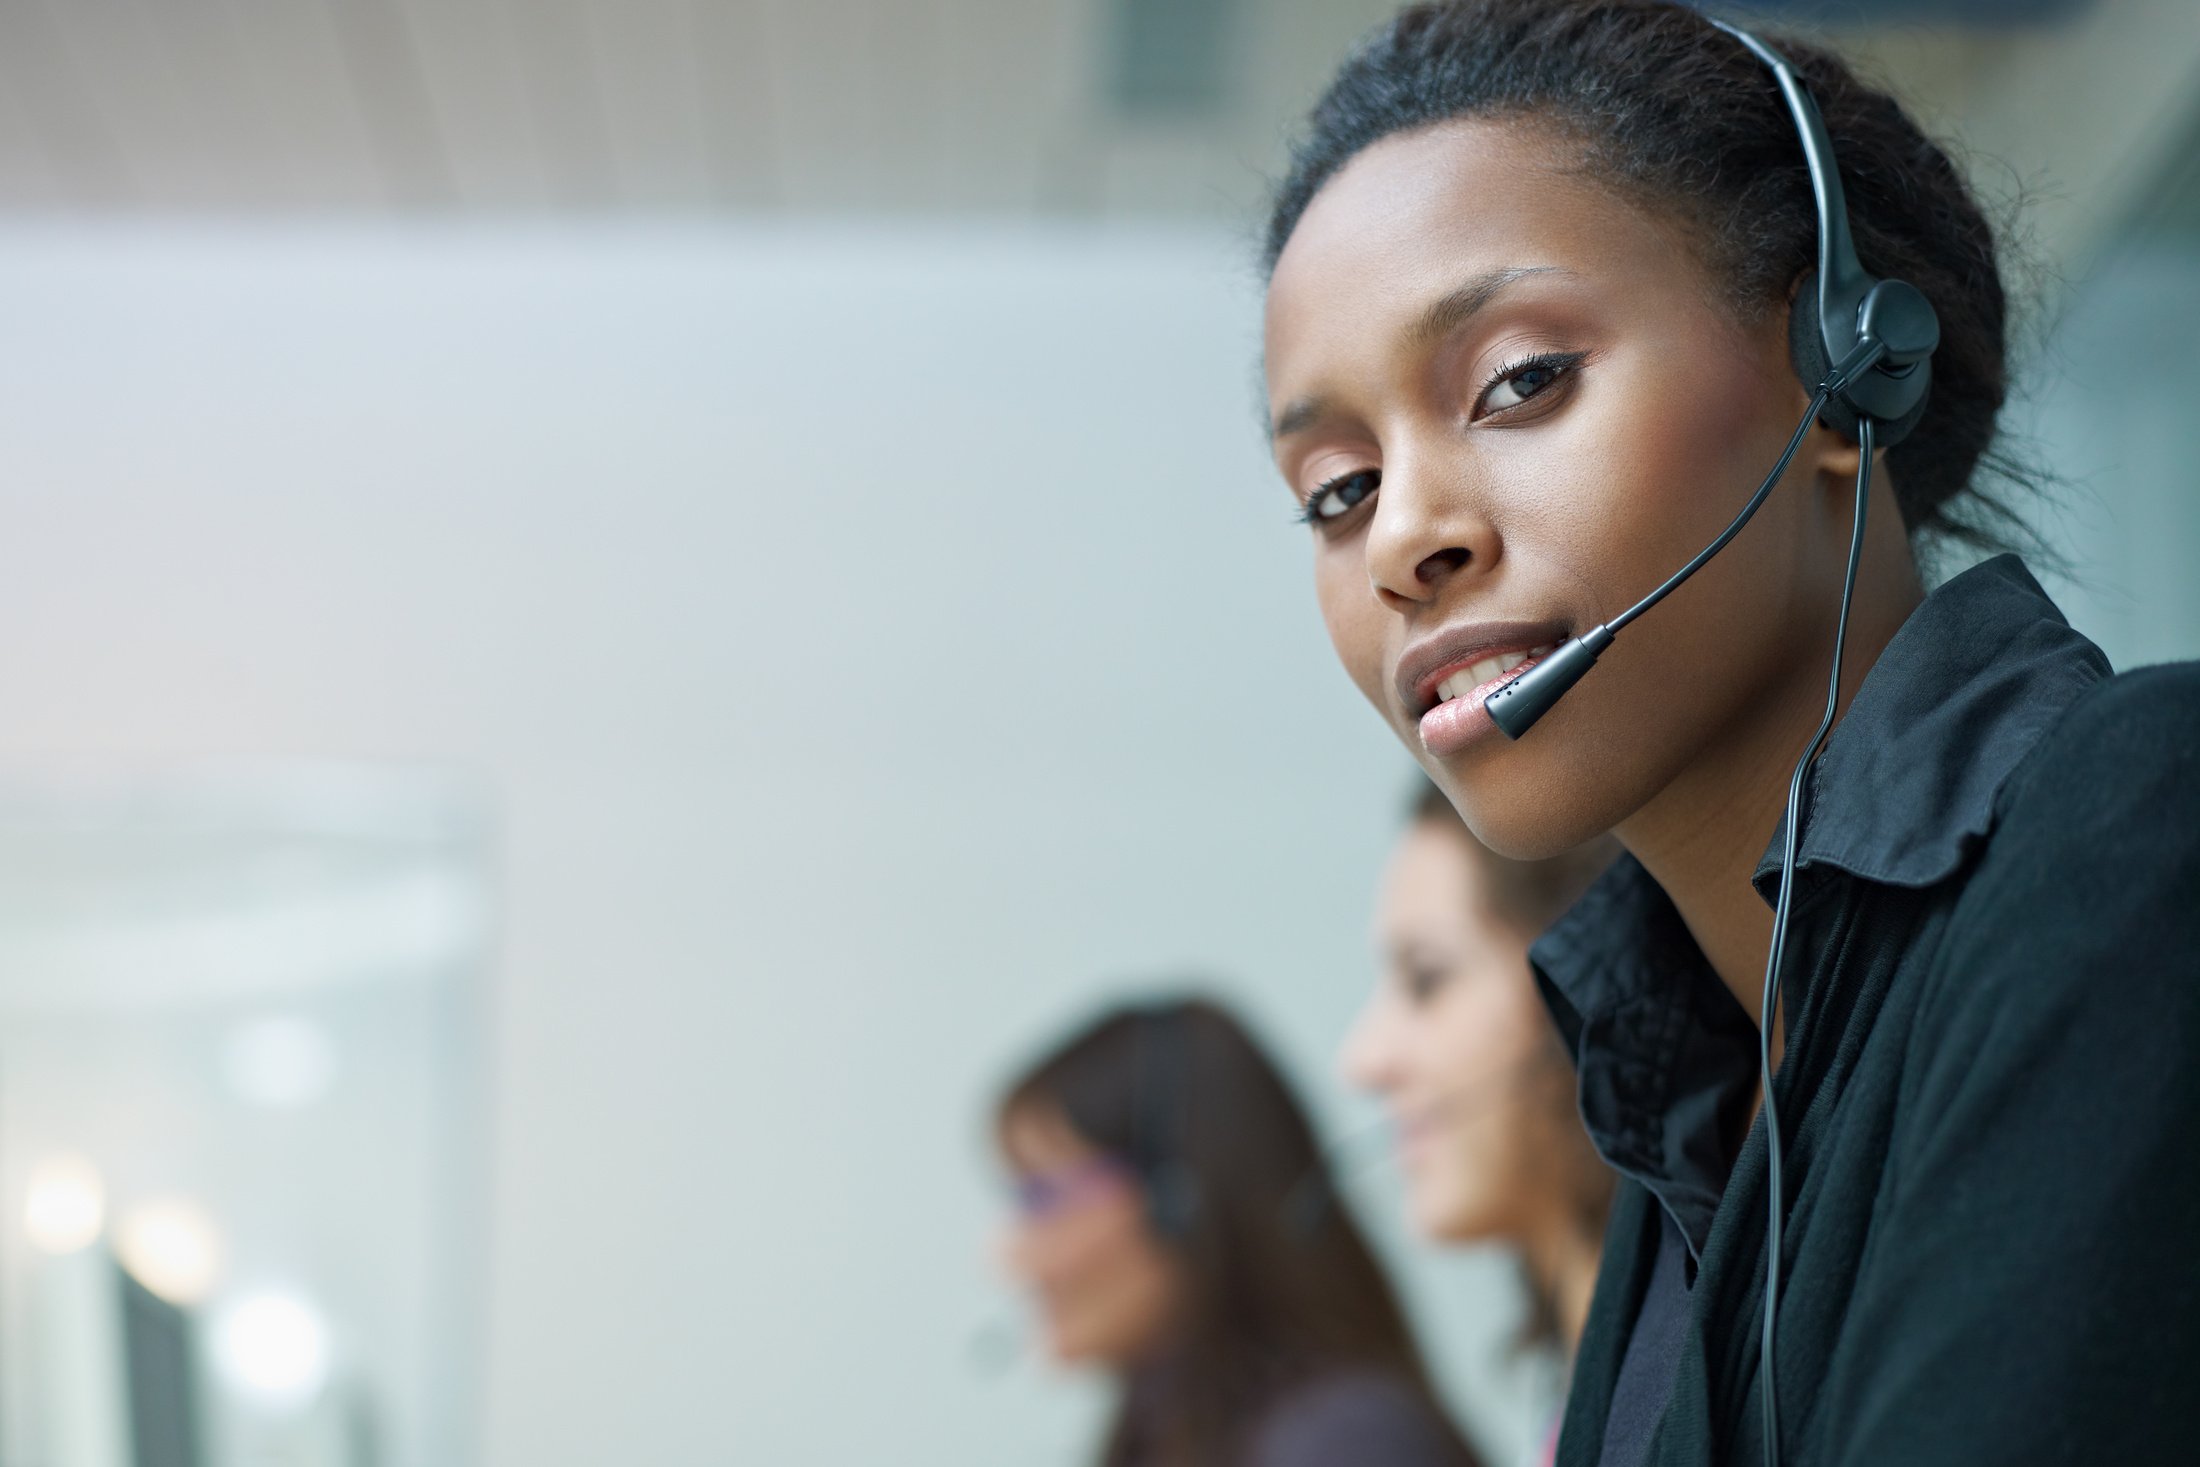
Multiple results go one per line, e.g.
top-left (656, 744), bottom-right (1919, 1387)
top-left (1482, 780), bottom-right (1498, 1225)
top-left (1750, 554), bottom-right (2111, 897)
top-left (1531, 555), bottom-right (2111, 1256)
top-left (1531, 852), bottom-right (1759, 1260)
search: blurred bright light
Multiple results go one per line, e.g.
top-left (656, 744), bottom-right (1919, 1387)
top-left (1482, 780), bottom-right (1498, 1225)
top-left (222, 1015), bottom-right (338, 1108)
top-left (116, 1197), bottom-right (224, 1305)
top-left (24, 1154), bottom-right (105, 1254)
top-left (213, 1292), bottom-right (330, 1409)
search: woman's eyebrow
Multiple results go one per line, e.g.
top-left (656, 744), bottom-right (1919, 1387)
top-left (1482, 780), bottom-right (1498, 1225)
top-left (1406, 264), bottom-right (1567, 351)
top-left (1269, 265), bottom-right (1570, 442)
top-left (1271, 394), bottom-right (1328, 442)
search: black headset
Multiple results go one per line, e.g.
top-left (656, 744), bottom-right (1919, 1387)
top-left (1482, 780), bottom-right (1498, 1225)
top-left (1132, 1005), bottom-right (1201, 1240)
top-left (1134, 1003), bottom-right (1354, 1244)
top-left (1479, 19), bottom-right (1941, 1467)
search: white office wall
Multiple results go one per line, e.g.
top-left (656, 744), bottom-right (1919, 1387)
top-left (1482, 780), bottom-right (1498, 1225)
top-left (0, 222), bottom-right (1539, 1467)
top-left (2013, 242), bottom-right (2200, 671)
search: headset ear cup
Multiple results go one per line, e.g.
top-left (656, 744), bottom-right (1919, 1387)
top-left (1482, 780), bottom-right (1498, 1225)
top-left (1146, 1161), bottom-right (1197, 1239)
top-left (1863, 373), bottom-right (1931, 450)
top-left (1787, 271), bottom-right (1933, 449)
top-left (1787, 272), bottom-right (1861, 442)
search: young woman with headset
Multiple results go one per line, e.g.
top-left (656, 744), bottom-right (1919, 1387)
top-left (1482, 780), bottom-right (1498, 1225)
top-left (1344, 784), bottom-right (1619, 1466)
top-left (1259, 3), bottom-right (2200, 1465)
top-left (994, 997), bottom-right (1479, 1466)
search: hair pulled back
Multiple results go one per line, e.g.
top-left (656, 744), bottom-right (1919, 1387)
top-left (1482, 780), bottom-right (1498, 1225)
top-left (1264, 0), bottom-right (2015, 549)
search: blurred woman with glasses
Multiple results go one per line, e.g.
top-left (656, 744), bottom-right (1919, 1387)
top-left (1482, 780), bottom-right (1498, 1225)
top-left (994, 995), bottom-right (1479, 1467)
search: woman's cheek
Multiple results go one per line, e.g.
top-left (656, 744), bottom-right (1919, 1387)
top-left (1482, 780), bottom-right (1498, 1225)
top-left (1509, 415), bottom-right (1657, 601)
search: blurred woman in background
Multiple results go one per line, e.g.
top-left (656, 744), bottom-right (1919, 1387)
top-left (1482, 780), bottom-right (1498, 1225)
top-left (995, 995), bottom-right (1479, 1467)
top-left (1346, 784), bottom-right (1617, 1464)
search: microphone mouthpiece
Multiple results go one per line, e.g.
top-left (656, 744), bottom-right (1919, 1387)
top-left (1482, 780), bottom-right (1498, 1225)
top-left (1482, 627), bottom-right (1612, 740)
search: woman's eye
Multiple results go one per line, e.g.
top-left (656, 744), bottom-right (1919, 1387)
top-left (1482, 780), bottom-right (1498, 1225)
top-left (1301, 468), bottom-right (1379, 526)
top-left (1405, 964), bottom-right (1453, 1004)
top-left (1476, 352), bottom-right (1584, 418)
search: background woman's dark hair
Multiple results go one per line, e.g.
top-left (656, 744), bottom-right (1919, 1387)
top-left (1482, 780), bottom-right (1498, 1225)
top-left (998, 995), bottom-right (1478, 1467)
top-left (1263, 0), bottom-right (2032, 558)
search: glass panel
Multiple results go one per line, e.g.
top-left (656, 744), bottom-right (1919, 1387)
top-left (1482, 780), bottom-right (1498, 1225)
top-left (0, 764), bottom-right (489, 1467)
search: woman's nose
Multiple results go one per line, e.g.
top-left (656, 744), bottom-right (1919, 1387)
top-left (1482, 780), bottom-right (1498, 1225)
top-left (1363, 455), bottom-right (1501, 611)
top-left (1340, 996), bottom-right (1404, 1093)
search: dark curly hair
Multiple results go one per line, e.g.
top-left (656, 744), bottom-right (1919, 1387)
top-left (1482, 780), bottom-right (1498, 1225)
top-left (1263, 0), bottom-right (2030, 554)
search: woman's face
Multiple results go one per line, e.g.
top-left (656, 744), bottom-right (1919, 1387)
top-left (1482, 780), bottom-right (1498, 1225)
top-left (997, 1103), bottom-right (1177, 1369)
top-left (1343, 817), bottom-right (1579, 1242)
top-left (1264, 120), bottom-right (1861, 859)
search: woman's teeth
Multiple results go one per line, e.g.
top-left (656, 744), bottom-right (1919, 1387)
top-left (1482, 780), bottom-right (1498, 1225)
top-left (1435, 646), bottom-right (1554, 704)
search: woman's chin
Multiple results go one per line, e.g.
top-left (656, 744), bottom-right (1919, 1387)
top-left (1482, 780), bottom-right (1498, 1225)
top-left (1408, 1183), bottom-right (1485, 1244)
top-left (1432, 767), bottom-right (1619, 864)
top-left (1399, 1178), bottom-right (1469, 1240)
top-left (1040, 1323), bottom-right (1088, 1367)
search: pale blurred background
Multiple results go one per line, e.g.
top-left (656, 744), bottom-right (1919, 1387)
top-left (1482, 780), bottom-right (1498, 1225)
top-left (0, 1), bottom-right (2193, 1464)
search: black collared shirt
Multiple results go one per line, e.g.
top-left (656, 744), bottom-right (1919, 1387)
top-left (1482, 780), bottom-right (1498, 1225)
top-left (1532, 556), bottom-right (2200, 1466)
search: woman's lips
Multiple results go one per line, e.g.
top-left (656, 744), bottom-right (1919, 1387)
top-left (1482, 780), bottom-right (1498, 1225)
top-left (1395, 1107), bottom-right (1445, 1170)
top-left (1416, 647), bottom-right (1553, 757)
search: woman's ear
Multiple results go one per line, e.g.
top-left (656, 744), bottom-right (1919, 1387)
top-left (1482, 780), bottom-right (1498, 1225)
top-left (1810, 424), bottom-right (1866, 486)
